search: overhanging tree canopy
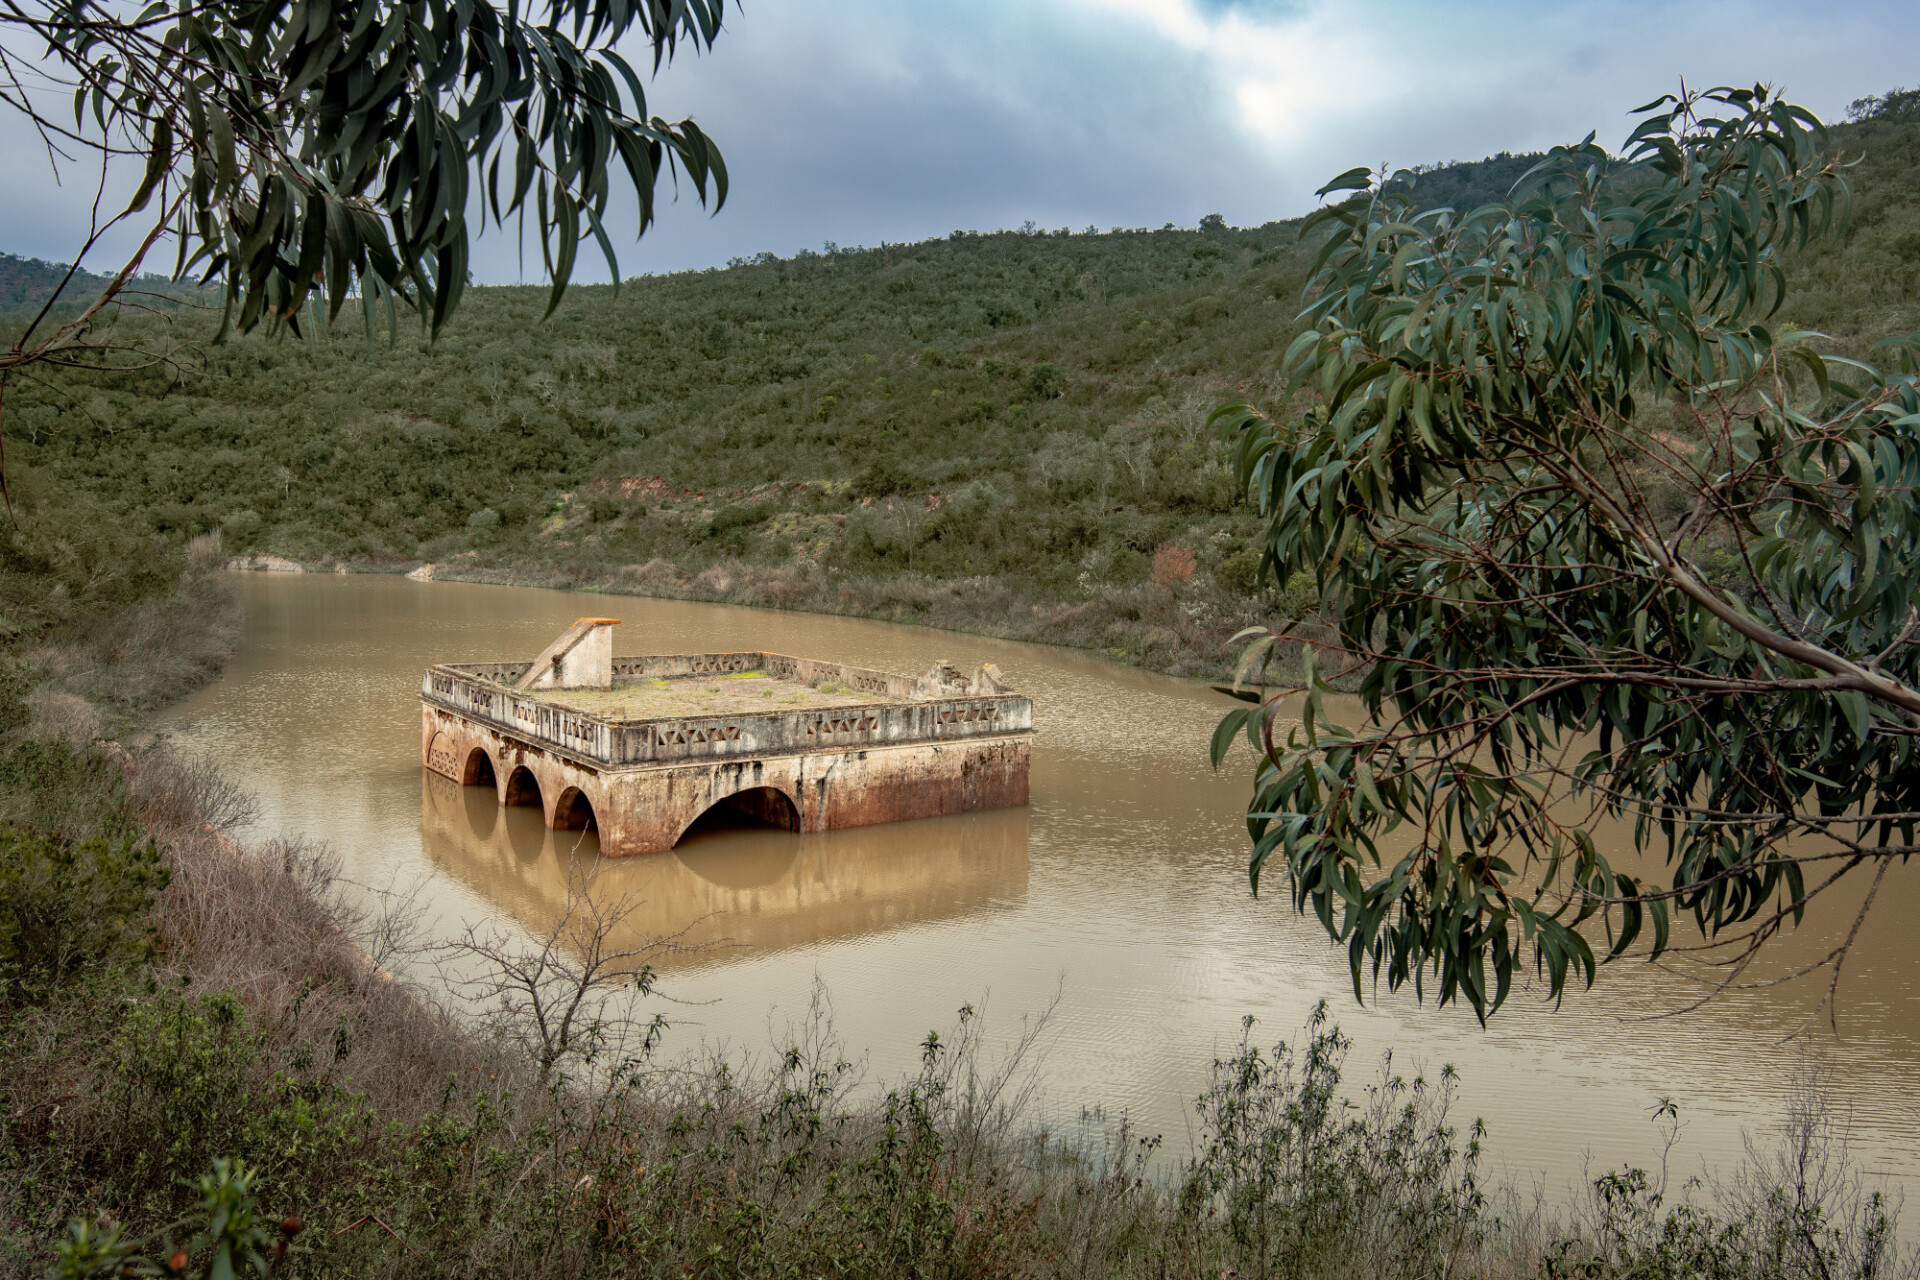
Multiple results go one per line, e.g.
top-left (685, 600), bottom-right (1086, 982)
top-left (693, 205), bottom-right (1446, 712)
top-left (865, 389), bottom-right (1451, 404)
top-left (0, 0), bottom-right (728, 370)
top-left (1213, 85), bottom-right (1920, 1023)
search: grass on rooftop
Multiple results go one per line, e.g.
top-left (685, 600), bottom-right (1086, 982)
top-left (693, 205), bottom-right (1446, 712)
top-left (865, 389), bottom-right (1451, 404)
top-left (523, 672), bottom-right (887, 719)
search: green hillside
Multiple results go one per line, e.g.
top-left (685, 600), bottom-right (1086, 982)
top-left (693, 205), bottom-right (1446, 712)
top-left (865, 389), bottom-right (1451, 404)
top-left (0, 254), bottom-right (213, 328)
top-left (7, 104), bottom-right (1920, 677)
top-left (0, 254), bottom-right (111, 316)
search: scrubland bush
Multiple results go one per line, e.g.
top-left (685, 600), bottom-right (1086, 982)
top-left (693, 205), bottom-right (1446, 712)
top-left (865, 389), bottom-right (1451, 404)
top-left (0, 827), bottom-right (167, 1002)
top-left (1150, 542), bottom-right (1195, 590)
top-left (1181, 1006), bottom-right (1484, 1278)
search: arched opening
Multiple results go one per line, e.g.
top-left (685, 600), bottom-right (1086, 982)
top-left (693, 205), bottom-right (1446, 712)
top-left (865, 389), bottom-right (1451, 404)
top-left (554, 787), bottom-right (597, 832)
top-left (724, 786), bottom-right (800, 831)
top-left (674, 786), bottom-right (800, 847)
top-left (462, 748), bottom-right (497, 789)
top-left (504, 765), bottom-right (543, 809)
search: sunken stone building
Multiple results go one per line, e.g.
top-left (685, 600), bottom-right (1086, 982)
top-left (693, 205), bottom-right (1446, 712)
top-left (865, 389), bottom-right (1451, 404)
top-left (421, 619), bottom-right (1034, 856)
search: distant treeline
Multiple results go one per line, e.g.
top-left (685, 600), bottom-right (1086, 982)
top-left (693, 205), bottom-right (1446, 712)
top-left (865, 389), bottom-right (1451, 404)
top-left (0, 252), bottom-right (214, 332)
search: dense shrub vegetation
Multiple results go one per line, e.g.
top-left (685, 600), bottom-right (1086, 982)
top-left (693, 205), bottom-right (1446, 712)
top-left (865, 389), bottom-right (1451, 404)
top-left (5, 109), bottom-right (1917, 675)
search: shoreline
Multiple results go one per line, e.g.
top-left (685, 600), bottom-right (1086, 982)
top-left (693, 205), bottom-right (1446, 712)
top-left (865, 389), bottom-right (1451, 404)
top-left (222, 552), bottom-right (1259, 684)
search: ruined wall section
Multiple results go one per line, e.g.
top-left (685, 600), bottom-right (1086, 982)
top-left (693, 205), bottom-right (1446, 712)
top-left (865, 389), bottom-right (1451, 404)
top-left (422, 702), bottom-right (1031, 857)
top-left (424, 662), bottom-right (1032, 769)
top-left (446, 652), bottom-right (962, 705)
top-left (422, 650), bottom-right (1034, 858)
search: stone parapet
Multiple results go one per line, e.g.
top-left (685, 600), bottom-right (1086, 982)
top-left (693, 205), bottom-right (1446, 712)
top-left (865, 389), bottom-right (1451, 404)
top-left (422, 651), bottom-right (1034, 769)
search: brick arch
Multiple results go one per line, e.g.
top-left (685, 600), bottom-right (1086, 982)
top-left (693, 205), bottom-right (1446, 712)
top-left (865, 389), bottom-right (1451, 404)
top-left (673, 783), bottom-right (800, 847)
top-left (504, 765), bottom-right (543, 810)
top-left (553, 786), bottom-right (598, 832)
top-left (462, 747), bottom-right (497, 788)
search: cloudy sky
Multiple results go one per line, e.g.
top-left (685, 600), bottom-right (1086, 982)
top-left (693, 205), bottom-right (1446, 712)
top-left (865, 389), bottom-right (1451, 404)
top-left (6, 0), bottom-right (1917, 282)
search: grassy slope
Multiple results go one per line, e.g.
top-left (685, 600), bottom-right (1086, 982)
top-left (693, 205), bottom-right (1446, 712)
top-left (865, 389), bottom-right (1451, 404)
top-left (8, 116), bottom-right (1920, 680)
top-left (0, 477), bottom-right (238, 727)
top-left (14, 222), bottom-right (1315, 676)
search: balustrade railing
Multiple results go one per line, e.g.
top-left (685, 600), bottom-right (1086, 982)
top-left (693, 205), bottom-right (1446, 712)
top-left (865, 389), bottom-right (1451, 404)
top-left (421, 654), bottom-right (1032, 768)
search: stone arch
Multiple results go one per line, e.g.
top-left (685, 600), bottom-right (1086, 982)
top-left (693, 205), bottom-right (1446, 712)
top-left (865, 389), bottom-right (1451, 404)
top-left (554, 786), bottom-right (598, 832)
top-left (674, 784), bottom-right (800, 846)
top-left (462, 747), bottom-right (497, 788)
top-left (504, 765), bottom-right (543, 809)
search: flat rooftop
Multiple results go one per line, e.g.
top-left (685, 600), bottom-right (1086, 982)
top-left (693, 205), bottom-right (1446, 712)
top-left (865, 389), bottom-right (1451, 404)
top-left (522, 669), bottom-right (888, 720)
top-left (424, 649), bottom-right (1029, 775)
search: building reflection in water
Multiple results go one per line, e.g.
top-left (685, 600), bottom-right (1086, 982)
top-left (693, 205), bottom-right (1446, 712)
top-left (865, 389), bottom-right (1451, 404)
top-left (420, 770), bottom-right (1030, 970)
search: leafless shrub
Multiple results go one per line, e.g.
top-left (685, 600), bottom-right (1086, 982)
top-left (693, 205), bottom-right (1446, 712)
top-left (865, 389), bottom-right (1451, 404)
top-left (1549, 1076), bottom-right (1917, 1280)
top-left (22, 688), bottom-right (106, 749)
top-left (150, 826), bottom-right (508, 1119)
top-left (125, 743), bottom-right (258, 837)
top-left (184, 529), bottom-right (224, 564)
top-left (438, 862), bottom-right (694, 1084)
top-left (923, 987), bottom-right (1059, 1172)
top-left (339, 871), bottom-right (435, 974)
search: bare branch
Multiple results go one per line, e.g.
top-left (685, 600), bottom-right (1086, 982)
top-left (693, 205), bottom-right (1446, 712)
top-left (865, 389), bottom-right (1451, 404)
top-left (437, 862), bottom-right (705, 1084)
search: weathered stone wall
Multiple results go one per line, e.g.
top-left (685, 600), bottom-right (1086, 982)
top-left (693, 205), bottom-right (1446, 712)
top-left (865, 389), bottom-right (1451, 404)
top-left (610, 652), bottom-right (912, 698)
top-left (515, 617), bottom-right (619, 691)
top-left (440, 652), bottom-right (999, 708)
top-left (423, 661), bottom-right (1032, 767)
top-left (422, 703), bottom-right (1032, 857)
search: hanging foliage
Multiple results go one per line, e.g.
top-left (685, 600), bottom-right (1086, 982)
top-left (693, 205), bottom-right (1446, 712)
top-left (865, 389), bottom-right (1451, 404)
top-left (2, 0), bottom-right (730, 367)
top-left (1215, 85), bottom-right (1920, 1022)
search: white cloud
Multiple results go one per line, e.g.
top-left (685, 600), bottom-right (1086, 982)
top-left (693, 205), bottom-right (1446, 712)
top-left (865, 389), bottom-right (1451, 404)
top-left (1065, 0), bottom-right (1395, 149)
top-left (1061, 0), bottom-right (1920, 175)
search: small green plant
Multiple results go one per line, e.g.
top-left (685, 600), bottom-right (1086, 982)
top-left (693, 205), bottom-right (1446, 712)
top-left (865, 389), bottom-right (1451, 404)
top-left (1184, 1002), bottom-right (1484, 1280)
top-left (107, 992), bottom-right (262, 1188)
top-left (0, 660), bottom-right (32, 737)
top-left (47, 1158), bottom-right (303, 1279)
top-left (1545, 1090), bottom-right (1903, 1280)
top-left (0, 739), bottom-right (142, 842)
top-left (853, 459), bottom-right (917, 498)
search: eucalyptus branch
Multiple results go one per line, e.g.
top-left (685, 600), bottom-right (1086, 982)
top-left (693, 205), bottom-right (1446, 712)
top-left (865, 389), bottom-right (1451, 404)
top-left (1218, 83), bottom-right (1920, 1021)
top-left (0, 0), bottom-right (733, 481)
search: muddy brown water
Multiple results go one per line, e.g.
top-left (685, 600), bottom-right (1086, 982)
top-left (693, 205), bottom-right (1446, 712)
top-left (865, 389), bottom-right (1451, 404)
top-left (160, 572), bottom-right (1920, 1199)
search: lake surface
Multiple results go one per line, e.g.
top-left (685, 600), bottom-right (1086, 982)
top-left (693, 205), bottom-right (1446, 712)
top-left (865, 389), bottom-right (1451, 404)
top-left (161, 572), bottom-right (1920, 1198)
